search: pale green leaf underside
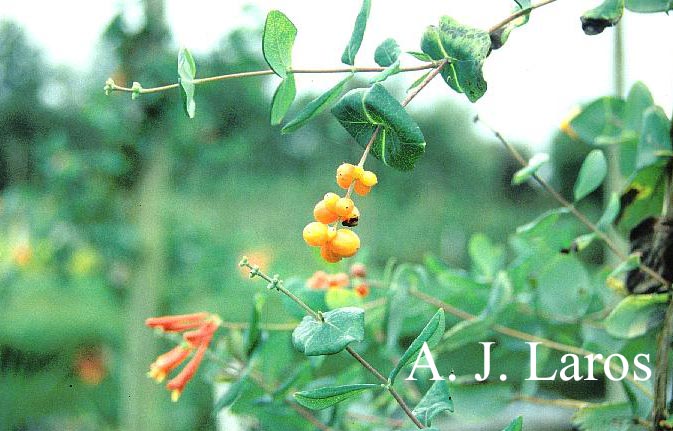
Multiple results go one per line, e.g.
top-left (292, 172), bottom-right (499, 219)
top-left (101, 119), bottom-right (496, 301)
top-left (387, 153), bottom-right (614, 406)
top-left (292, 307), bottom-right (365, 356)
top-left (263, 10), bottom-right (297, 79)
top-left (412, 380), bottom-right (454, 426)
top-left (294, 383), bottom-right (379, 410)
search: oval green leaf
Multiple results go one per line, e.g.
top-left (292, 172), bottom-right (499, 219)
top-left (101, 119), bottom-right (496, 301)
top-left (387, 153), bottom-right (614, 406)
top-left (412, 380), bottom-right (454, 426)
top-left (281, 74), bottom-right (353, 134)
top-left (420, 16), bottom-right (490, 102)
top-left (603, 293), bottom-right (667, 339)
top-left (374, 38), bottom-right (400, 67)
top-left (341, 0), bottom-right (371, 65)
top-left (331, 83), bottom-right (426, 171)
top-left (263, 10), bottom-right (297, 79)
top-left (389, 309), bottom-right (445, 384)
top-left (636, 106), bottom-right (672, 170)
top-left (512, 153), bottom-right (549, 185)
top-left (292, 307), bottom-right (364, 356)
top-left (625, 0), bottom-right (673, 12)
top-left (293, 383), bottom-right (379, 410)
top-left (574, 149), bottom-right (607, 201)
top-left (270, 73), bottom-right (296, 125)
top-left (178, 48), bottom-right (196, 118)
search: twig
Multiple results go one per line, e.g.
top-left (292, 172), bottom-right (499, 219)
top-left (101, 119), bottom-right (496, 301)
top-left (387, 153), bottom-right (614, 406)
top-left (475, 116), bottom-right (670, 289)
top-left (516, 395), bottom-right (593, 410)
top-left (106, 63), bottom-right (438, 95)
top-left (409, 289), bottom-right (654, 399)
top-left (488, 0), bottom-right (561, 34)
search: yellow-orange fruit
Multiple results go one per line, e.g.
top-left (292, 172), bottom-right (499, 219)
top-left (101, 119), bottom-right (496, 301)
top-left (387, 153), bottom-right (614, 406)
top-left (336, 163), bottom-right (356, 189)
top-left (342, 206), bottom-right (360, 227)
top-left (330, 229), bottom-right (360, 257)
top-left (352, 166), bottom-right (365, 180)
top-left (334, 198), bottom-right (354, 217)
top-left (326, 226), bottom-right (337, 242)
top-left (353, 181), bottom-right (371, 196)
top-left (359, 171), bottom-right (377, 187)
top-left (302, 222), bottom-right (329, 246)
top-left (314, 200), bottom-right (338, 224)
top-left (320, 244), bottom-right (342, 263)
top-left (354, 282), bottom-right (370, 298)
top-left (323, 193), bottom-right (340, 213)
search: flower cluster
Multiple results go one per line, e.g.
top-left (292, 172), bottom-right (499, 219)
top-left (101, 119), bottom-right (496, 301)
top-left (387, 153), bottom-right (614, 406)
top-left (303, 163), bottom-right (378, 263)
top-left (306, 263), bottom-right (370, 298)
top-left (145, 312), bottom-right (221, 401)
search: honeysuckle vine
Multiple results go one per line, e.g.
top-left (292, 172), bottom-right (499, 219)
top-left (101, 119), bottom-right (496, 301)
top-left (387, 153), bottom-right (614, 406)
top-left (106, 0), bottom-right (673, 429)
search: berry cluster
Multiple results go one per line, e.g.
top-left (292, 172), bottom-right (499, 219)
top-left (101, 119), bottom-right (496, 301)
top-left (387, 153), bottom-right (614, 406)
top-left (303, 163), bottom-right (377, 263)
top-left (306, 263), bottom-right (370, 298)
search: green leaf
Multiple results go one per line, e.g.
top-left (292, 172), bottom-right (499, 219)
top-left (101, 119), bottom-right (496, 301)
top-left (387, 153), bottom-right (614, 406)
top-left (270, 73), bottom-right (296, 125)
top-left (617, 165), bottom-right (667, 231)
top-left (421, 16), bottom-right (491, 102)
top-left (178, 48), bottom-right (196, 118)
top-left (636, 106), bottom-right (672, 170)
top-left (573, 232), bottom-right (598, 251)
top-left (374, 38), bottom-right (401, 66)
top-left (484, 272), bottom-right (514, 316)
top-left (604, 293), bottom-right (667, 339)
top-left (597, 192), bottom-right (621, 231)
top-left (407, 51), bottom-right (433, 62)
top-left (581, 0), bottom-right (625, 35)
top-left (442, 317), bottom-right (493, 351)
top-left (573, 402), bottom-right (648, 431)
top-left (263, 10), bottom-right (297, 79)
top-left (574, 149), bottom-right (607, 201)
top-left (537, 255), bottom-right (591, 322)
top-left (468, 234), bottom-right (505, 281)
top-left (389, 309), bottom-right (445, 384)
top-left (624, 82), bottom-right (655, 133)
top-left (214, 377), bottom-right (249, 411)
top-left (625, 0), bottom-right (673, 12)
top-left (282, 74), bottom-right (353, 134)
top-left (490, 0), bottom-right (532, 49)
top-left (331, 83), bottom-right (426, 171)
top-left (369, 59), bottom-right (401, 84)
top-left (503, 416), bottom-right (524, 431)
top-left (512, 153), bottom-right (549, 185)
top-left (341, 0), bottom-right (371, 65)
top-left (412, 380), bottom-right (454, 426)
top-left (408, 70), bottom-right (432, 91)
top-left (243, 294), bottom-right (265, 358)
top-left (516, 208), bottom-right (569, 237)
top-left (608, 253), bottom-right (642, 279)
top-left (292, 307), bottom-right (365, 356)
top-left (294, 383), bottom-right (379, 410)
top-left (570, 97), bottom-right (626, 145)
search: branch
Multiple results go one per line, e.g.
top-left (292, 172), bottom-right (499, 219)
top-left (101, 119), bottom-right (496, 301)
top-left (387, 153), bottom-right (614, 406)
top-left (105, 63), bottom-right (438, 95)
top-left (475, 116), bottom-right (671, 288)
top-left (488, 0), bottom-right (561, 34)
top-left (409, 289), bottom-right (654, 399)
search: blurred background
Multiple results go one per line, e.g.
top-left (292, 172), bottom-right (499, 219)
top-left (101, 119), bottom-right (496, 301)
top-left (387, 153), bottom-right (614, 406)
top-left (0, 0), bottom-right (671, 430)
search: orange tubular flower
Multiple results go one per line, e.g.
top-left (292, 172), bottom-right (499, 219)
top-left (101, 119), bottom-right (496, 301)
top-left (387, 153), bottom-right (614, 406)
top-left (183, 316), bottom-right (221, 347)
top-left (148, 344), bottom-right (193, 383)
top-left (145, 312), bottom-right (209, 332)
top-left (166, 342), bottom-right (208, 402)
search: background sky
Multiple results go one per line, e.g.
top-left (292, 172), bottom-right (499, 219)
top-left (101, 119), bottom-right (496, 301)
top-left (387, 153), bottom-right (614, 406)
top-left (1, 0), bottom-right (672, 148)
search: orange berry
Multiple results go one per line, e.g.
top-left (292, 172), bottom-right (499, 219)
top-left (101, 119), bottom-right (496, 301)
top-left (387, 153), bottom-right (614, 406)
top-left (349, 263), bottom-right (367, 278)
top-left (314, 200), bottom-right (338, 224)
top-left (320, 244), bottom-right (342, 263)
top-left (354, 282), bottom-right (370, 298)
top-left (359, 171), bottom-right (377, 187)
top-left (307, 270), bottom-right (329, 289)
top-left (328, 272), bottom-right (350, 288)
top-left (323, 193), bottom-right (340, 213)
top-left (353, 181), bottom-right (371, 196)
top-left (303, 222), bottom-right (329, 246)
top-left (326, 226), bottom-right (337, 242)
top-left (352, 166), bottom-right (365, 180)
top-left (336, 164), bottom-right (356, 189)
top-left (334, 198), bottom-right (354, 217)
top-left (330, 229), bottom-right (360, 257)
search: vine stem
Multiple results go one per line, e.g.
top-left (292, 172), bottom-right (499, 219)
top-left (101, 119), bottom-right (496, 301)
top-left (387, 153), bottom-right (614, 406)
top-left (107, 63), bottom-right (438, 95)
top-left (475, 116), bottom-right (671, 289)
top-left (488, 0), bottom-right (561, 34)
top-left (652, 104), bottom-right (673, 430)
top-left (409, 289), bottom-right (654, 399)
top-left (240, 260), bottom-right (427, 429)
